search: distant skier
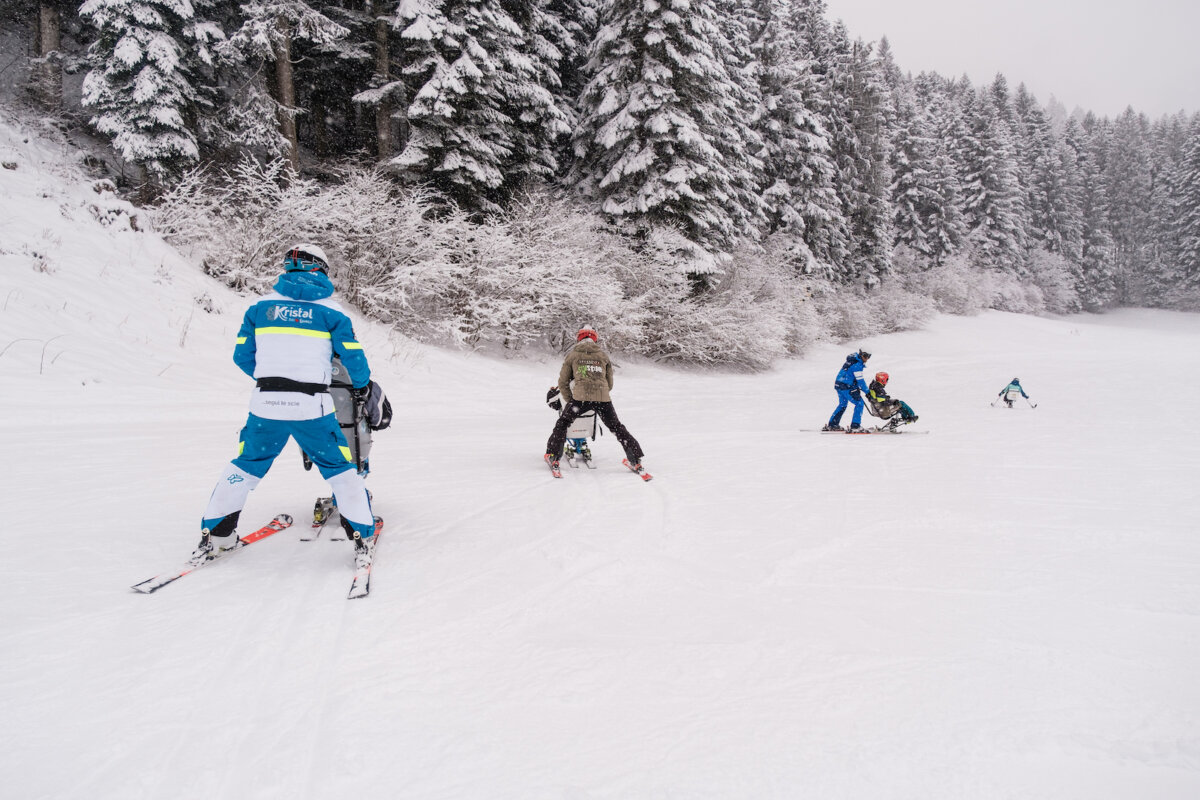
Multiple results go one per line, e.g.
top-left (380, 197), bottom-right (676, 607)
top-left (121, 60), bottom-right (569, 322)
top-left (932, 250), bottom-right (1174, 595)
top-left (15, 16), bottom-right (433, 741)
top-left (544, 327), bottom-right (644, 472)
top-left (196, 244), bottom-right (379, 567)
top-left (866, 371), bottom-right (918, 426)
top-left (823, 349), bottom-right (872, 432)
top-left (997, 378), bottom-right (1030, 408)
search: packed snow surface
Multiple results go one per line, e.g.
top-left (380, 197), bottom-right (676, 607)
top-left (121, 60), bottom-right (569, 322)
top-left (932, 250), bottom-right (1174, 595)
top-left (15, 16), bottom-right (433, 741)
top-left (2, 114), bottom-right (1200, 799)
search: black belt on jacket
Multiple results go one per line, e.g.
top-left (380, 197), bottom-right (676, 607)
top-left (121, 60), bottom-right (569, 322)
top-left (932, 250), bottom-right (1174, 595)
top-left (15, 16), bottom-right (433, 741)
top-left (256, 377), bottom-right (329, 395)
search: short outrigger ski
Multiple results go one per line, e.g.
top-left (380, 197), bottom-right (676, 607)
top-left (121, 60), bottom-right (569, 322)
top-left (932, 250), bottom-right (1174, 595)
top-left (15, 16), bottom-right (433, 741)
top-left (303, 497), bottom-right (337, 541)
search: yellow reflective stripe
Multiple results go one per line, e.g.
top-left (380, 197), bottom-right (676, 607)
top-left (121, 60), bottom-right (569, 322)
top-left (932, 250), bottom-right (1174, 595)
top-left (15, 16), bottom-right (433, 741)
top-left (238, 441), bottom-right (245, 456)
top-left (341, 342), bottom-right (363, 350)
top-left (254, 327), bottom-right (332, 339)
top-left (339, 446), bottom-right (352, 462)
top-left (236, 336), bottom-right (247, 344)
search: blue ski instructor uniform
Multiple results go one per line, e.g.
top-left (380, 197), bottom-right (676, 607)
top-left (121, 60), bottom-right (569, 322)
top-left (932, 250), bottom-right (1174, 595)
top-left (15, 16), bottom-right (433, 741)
top-left (197, 244), bottom-right (376, 557)
top-left (825, 349), bottom-right (872, 431)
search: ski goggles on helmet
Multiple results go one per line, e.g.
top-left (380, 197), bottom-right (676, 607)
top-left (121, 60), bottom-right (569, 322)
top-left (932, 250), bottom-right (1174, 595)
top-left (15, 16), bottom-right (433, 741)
top-left (284, 248), bottom-right (329, 273)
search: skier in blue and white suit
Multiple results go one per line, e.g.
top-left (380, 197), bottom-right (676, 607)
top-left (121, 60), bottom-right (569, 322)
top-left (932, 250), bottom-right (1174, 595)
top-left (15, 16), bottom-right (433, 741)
top-left (196, 244), bottom-right (377, 560)
top-left (823, 349), bottom-right (872, 431)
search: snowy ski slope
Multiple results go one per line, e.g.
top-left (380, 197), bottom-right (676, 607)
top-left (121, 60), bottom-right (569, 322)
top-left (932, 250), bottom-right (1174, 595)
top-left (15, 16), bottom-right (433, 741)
top-left (3, 114), bottom-right (1200, 799)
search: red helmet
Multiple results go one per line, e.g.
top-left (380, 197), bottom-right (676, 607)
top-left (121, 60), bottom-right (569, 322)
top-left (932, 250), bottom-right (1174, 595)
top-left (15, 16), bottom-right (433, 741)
top-left (874, 371), bottom-right (889, 386)
top-left (577, 327), bottom-right (598, 342)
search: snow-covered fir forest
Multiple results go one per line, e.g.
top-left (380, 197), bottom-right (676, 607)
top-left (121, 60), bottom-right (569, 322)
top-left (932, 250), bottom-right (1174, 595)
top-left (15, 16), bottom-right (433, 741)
top-left (4, 0), bottom-right (1199, 365)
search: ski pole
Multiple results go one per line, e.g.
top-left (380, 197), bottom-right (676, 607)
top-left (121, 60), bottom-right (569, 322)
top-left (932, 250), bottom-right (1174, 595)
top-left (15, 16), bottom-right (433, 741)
top-left (1025, 397), bottom-right (1037, 409)
top-left (352, 396), bottom-right (365, 473)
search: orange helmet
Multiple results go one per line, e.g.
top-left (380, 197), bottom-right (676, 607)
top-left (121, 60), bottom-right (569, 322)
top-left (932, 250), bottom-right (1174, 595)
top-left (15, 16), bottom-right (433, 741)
top-left (577, 327), bottom-right (598, 342)
top-left (874, 371), bottom-right (889, 386)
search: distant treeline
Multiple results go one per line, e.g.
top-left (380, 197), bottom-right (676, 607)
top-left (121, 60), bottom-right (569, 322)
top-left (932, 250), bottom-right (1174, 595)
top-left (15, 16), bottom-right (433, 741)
top-left (6, 0), bottom-right (1200, 355)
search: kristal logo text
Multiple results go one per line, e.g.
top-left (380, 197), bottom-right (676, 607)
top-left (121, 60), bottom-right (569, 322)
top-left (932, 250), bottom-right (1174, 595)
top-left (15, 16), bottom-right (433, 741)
top-left (267, 305), bottom-right (314, 323)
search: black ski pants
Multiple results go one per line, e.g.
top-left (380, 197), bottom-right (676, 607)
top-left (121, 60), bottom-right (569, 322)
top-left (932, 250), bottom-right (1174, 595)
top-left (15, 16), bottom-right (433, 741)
top-left (546, 400), bottom-right (643, 462)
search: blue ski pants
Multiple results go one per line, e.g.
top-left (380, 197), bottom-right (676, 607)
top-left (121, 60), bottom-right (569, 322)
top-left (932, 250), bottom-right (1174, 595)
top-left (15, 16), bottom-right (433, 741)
top-left (202, 413), bottom-right (375, 539)
top-left (829, 386), bottom-right (864, 427)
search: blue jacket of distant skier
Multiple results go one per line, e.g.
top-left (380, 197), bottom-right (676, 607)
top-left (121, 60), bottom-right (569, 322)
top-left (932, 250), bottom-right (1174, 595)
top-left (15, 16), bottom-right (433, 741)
top-left (999, 380), bottom-right (1028, 399)
top-left (232, 270), bottom-right (370, 390)
top-left (834, 353), bottom-right (870, 394)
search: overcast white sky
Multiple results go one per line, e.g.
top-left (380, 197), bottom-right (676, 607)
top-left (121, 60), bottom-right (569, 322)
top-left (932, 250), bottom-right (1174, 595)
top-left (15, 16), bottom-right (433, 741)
top-left (822, 0), bottom-right (1200, 119)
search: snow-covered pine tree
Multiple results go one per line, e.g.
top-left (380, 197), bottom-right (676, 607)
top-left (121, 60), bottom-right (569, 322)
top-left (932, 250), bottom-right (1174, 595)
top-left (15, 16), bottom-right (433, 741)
top-left (821, 22), bottom-right (893, 284)
top-left (751, 0), bottom-right (844, 276)
top-left (1014, 84), bottom-right (1084, 270)
top-left (496, 0), bottom-right (572, 192)
top-left (708, 0), bottom-right (768, 247)
top-left (390, 0), bottom-right (566, 213)
top-left (1104, 108), bottom-right (1154, 304)
top-left (572, 0), bottom-right (763, 280)
top-left (1132, 113), bottom-right (1189, 304)
top-left (958, 83), bottom-right (1026, 272)
top-left (539, 0), bottom-right (598, 174)
top-left (1012, 85), bottom-right (1051, 247)
top-left (912, 73), bottom-right (966, 266)
top-left (1075, 113), bottom-right (1119, 310)
top-left (890, 86), bottom-right (940, 262)
top-left (80, 0), bottom-right (220, 185)
top-left (387, 0), bottom-right (446, 161)
top-left (348, 0), bottom-right (408, 161)
top-left (225, 1), bottom-right (350, 171)
top-left (1174, 116), bottom-right (1200, 292)
top-left (544, 0), bottom-right (598, 106)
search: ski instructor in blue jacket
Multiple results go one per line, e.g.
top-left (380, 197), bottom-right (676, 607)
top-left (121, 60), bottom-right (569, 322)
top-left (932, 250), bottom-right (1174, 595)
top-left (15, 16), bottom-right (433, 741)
top-left (195, 244), bottom-right (378, 564)
top-left (823, 349), bottom-right (872, 431)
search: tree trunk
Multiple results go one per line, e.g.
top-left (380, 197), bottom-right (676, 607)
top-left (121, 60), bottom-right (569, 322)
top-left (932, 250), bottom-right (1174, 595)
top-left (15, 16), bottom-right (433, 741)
top-left (30, 3), bottom-right (62, 109)
top-left (272, 28), bottom-right (299, 172)
top-left (373, 6), bottom-right (393, 161)
top-left (312, 92), bottom-right (329, 157)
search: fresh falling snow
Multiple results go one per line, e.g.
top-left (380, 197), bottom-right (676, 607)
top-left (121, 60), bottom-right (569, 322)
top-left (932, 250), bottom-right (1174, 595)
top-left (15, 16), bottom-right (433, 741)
top-left (2, 117), bottom-right (1200, 799)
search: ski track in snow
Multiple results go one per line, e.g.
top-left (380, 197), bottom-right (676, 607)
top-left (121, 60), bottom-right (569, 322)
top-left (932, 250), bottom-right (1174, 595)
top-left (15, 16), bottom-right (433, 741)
top-left (3, 114), bottom-right (1200, 798)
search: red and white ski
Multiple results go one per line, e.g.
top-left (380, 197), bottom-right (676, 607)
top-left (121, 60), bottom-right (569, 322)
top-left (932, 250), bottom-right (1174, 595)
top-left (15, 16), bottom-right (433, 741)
top-left (544, 453), bottom-right (562, 478)
top-left (131, 514), bottom-right (294, 594)
top-left (622, 459), bottom-right (653, 481)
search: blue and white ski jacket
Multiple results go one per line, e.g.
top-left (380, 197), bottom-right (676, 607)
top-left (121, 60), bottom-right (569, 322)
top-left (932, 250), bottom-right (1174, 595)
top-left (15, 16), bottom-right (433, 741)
top-left (1000, 381), bottom-right (1028, 399)
top-left (232, 271), bottom-right (370, 421)
top-left (834, 353), bottom-right (870, 393)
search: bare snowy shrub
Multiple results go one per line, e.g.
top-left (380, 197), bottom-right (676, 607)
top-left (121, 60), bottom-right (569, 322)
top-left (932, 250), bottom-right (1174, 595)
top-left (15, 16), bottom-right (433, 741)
top-left (385, 196), bottom-right (630, 351)
top-left (155, 164), bottom-right (956, 367)
top-left (470, 198), bottom-right (625, 350)
top-left (977, 269), bottom-right (1042, 314)
top-left (155, 159), bottom-right (310, 292)
top-left (295, 173), bottom-right (444, 326)
top-left (724, 241), bottom-right (824, 357)
top-left (608, 228), bottom-right (792, 370)
top-left (1158, 287), bottom-right (1200, 312)
top-left (897, 252), bottom-right (989, 315)
top-left (864, 281), bottom-right (936, 334)
top-left (808, 280), bottom-right (870, 340)
top-left (1026, 249), bottom-right (1081, 314)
